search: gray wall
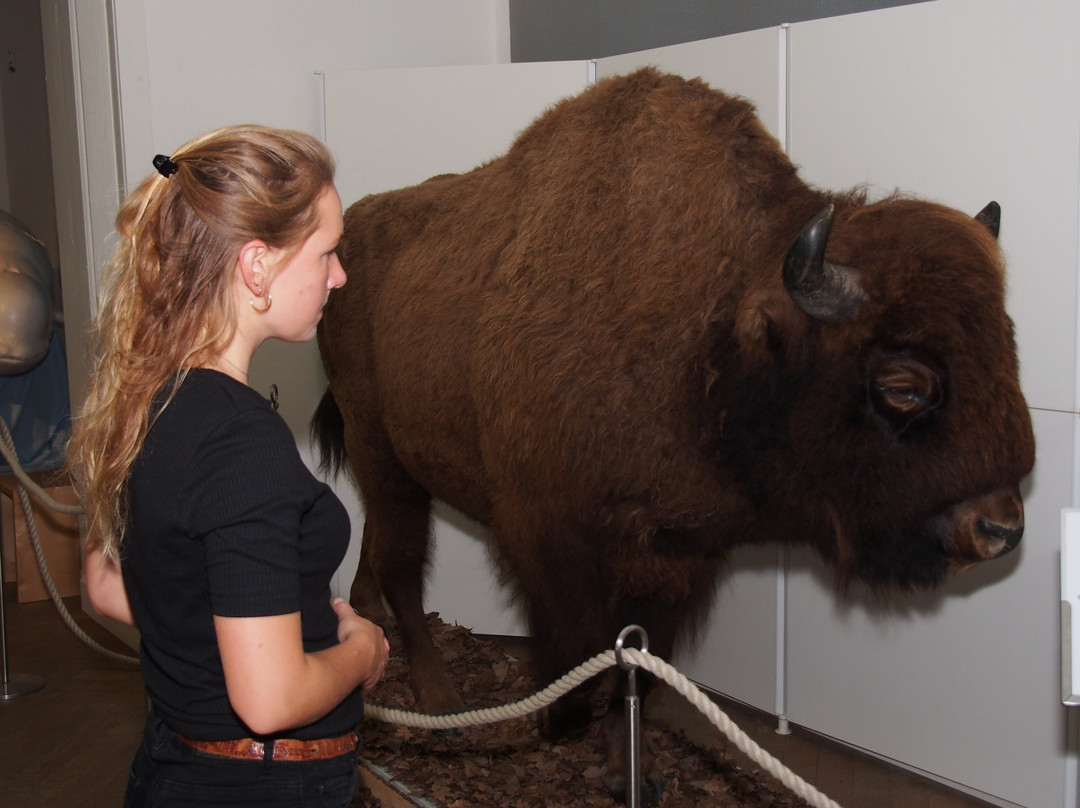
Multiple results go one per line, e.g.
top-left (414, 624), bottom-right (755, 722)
top-left (510, 0), bottom-right (932, 61)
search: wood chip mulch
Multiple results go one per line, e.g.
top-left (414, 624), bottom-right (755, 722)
top-left (352, 613), bottom-right (810, 807)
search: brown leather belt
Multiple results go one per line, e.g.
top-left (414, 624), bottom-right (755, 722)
top-left (176, 730), bottom-right (359, 761)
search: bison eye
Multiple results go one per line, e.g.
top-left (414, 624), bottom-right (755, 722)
top-left (877, 382), bottom-right (926, 411)
top-left (867, 353), bottom-right (943, 428)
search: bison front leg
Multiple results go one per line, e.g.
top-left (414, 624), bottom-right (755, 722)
top-left (495, 521), bottom-right (664, 805)
top-left (596, 602), bottom-right (688, 807)
top-left (501, 536), bottom-right (610, 741)
top-left (354, 468), bottom-right (465, 716)
top-left (598, 675), bottom-right (664, 807)
top-left (600, 575), bottom-right (722, 806)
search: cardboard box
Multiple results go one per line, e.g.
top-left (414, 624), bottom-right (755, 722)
top-left (0, 471), bottom-right (82, 603)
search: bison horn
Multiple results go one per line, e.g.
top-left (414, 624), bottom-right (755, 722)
top-left (974, 200), bottom-right (1001, 239)
top-left (783, 204), bottom-right (866, 323)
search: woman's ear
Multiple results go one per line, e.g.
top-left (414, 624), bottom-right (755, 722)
top-left (236, 239), bottom-right (269, 297)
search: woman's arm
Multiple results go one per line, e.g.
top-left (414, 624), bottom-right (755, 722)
top-left (214, 598), bottom-right (389, 736)
top-left (84, 543), bottom-right (135, 625)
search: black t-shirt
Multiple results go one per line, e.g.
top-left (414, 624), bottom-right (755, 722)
top-left (122, 368), bottom-right (363, 740)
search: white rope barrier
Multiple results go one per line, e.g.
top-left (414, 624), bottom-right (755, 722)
top-left (365, 651), bottom-right (615, 729)
top-left (367, 647), bottom-right (843, 808)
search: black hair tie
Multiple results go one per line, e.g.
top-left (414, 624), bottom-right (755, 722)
top-left (153, 154), bottom-right (179, 178)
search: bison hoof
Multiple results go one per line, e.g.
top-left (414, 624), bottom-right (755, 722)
top-left (604, 770), bottom-right (665, 807)
top-left (412, 681), bottom-right (466, 717)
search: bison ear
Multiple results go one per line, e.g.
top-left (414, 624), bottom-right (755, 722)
top-left (783, 205), bottom-right (866, 323)
top-left (733, 288), bottom-right (807, 362)
top-left (974, 201), bottom-right (1001, 239)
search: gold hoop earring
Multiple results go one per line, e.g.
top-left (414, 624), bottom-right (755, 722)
top-left (250, 292), bottom-right (272, 313)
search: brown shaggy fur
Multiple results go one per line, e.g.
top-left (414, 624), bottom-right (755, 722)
top-left (314, 68), bottom-right (1035, 805)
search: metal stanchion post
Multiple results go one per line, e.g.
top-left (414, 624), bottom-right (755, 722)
top-left (616, 625), bottom-right (649, 808)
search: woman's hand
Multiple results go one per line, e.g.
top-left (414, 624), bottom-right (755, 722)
top-left (216, 599), bottom-right (390, 735)
top-left (331, 597), bottom-right (389, 692)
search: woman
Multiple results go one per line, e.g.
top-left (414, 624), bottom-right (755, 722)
top-left (68, 125), bottom-right (389, 807)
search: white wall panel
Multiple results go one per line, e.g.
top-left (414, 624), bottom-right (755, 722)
top-left (138, 0), bottom-right (507, 157)
top-left (785, 1), bottom-right (1079, 804)
top-left (323, 62), bottom-right (590, 206)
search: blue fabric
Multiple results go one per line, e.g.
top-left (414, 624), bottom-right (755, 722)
top-left (124, 710), bottom-right (359, 808)
top-left (0, 330), bottom-right (70, 474)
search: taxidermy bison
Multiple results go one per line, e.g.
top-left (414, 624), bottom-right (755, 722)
top-left (314, 67), bottom-right (1035, 805)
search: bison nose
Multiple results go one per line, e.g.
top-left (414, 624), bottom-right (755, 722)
top-left (946, 488), bottom-right (1025, 569)
top-left (976, 516), bottom-right (1023, 556)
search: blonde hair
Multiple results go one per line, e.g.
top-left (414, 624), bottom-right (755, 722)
top-left (68, 124), bottom-right (335, 559)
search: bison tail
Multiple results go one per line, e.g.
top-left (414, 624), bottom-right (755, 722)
top-left (310, 388), bottom-right (349, 478)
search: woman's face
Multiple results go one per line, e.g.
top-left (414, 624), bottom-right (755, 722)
top-left (263, 185), bottom-right (346, 343)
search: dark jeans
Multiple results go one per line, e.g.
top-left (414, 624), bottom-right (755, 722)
top-left (124, 711), bottom-right (358, 808)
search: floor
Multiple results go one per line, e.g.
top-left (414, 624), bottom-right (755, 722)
top-left (0, 593), bottom-right (999, 808)
top-left (0, 593), bottom-right (144, 808)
